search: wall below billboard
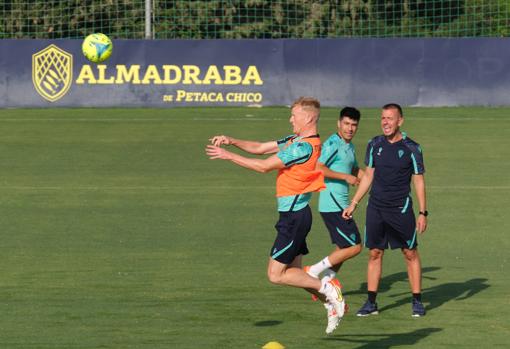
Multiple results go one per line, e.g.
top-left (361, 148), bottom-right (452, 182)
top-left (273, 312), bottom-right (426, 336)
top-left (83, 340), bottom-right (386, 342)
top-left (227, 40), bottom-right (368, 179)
top-left (1, 38), bottom-right (509, 107)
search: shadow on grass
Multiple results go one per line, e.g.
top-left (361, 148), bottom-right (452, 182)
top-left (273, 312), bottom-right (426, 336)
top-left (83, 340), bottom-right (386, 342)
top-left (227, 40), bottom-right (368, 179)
top-left (324, 327), bottom-right (442, 348)
top-left (344, 266), bottom-right (440, 297)
top-left (381, 277), bottom-right (490, 313)
top-left (254, 320), bottom-right (283, 327)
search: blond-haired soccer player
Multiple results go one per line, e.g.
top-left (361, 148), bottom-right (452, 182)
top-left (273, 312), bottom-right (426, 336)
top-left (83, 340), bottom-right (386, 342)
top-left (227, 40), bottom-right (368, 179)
top-left (206, 97), bottom-right (346, 330)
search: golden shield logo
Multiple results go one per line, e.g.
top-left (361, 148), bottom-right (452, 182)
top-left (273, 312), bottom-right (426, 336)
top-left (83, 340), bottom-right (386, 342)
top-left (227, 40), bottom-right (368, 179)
top-left (32, 44), bottom-right (73, 102)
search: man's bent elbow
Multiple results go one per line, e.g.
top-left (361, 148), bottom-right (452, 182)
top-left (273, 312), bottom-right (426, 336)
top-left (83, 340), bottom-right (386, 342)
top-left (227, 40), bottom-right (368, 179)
top-left (253, 167), bottom-right (269, 173)
top-left (258, 165), bottom-right (276, 173)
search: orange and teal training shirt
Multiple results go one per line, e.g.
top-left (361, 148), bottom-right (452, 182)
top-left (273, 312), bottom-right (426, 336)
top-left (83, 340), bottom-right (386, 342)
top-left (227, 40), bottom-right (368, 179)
top-left (275, 134), bottom-right (325, 212)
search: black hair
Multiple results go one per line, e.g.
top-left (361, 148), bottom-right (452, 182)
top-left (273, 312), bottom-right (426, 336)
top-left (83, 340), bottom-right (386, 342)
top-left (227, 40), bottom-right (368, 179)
top-left (382, 103), bottom-right (403, 117)
top-left (339, 106), bottom-right (361, 122)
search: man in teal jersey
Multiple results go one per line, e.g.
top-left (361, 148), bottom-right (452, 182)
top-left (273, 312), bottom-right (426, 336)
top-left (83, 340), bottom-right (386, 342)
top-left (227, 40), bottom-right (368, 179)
top-left (304, 107), bottom-right (364, 334)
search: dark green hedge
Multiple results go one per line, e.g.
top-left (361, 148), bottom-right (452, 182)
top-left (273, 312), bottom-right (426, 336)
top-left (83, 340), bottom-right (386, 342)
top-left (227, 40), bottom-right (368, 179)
top-left (1, 1), bottom-right (508, 39)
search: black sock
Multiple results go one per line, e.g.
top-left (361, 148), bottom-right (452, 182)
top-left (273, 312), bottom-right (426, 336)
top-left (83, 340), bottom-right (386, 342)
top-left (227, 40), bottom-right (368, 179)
top-left (412, 293), bottom-right (422, 302)
top-left (368, 291), bottom-right (377, 303)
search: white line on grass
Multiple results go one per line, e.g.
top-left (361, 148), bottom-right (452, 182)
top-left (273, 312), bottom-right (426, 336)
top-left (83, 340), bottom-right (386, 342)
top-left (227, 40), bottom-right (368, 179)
top-left (428, 185), bottom-right (510, 190)
top-left (1, 185), bottom-right (509, 191)
top-left (0, 117), bottom-right (508, 122)
top-left (0, 186), bottom-right (273, 190)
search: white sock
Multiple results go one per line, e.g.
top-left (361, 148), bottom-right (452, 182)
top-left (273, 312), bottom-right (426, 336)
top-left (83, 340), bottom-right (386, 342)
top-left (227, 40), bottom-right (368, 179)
top-left (310, 257), bottom-right (332, 277)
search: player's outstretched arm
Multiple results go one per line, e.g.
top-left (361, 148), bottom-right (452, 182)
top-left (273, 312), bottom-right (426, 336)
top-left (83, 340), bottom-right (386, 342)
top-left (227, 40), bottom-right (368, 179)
top-left (206, 145), bottom-right (285, 173)
top-left (316, 162), bottom-right (360, 185)
top-left (413, 174), bottom-right (427, 234)
top-left (342, 167), bottom-right (374, 219)
top-left (209, 135), bottom-right (279, 155)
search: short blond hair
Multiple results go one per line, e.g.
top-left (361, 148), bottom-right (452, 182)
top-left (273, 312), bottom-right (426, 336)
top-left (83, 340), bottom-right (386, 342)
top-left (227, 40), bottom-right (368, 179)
top-left (291, 96), bottom-right (320, 115)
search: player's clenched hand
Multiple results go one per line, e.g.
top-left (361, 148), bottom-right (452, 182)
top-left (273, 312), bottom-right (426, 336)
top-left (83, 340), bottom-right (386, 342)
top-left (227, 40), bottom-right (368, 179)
top-left (416, 215), bottom-right (427, 234)
top-left (209, 135), bottom-right (232, 147)
top-left (342, 205), bottom-right (356, 220)
top-left (206, 145), bottom-right (233, 160)
top-left (346, 175), bottom-right (360, 186)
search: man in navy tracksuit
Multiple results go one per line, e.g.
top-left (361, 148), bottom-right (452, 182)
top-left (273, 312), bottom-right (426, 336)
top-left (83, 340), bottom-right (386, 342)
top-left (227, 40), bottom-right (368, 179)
top-left (343, 103), bottom-right (428, 317)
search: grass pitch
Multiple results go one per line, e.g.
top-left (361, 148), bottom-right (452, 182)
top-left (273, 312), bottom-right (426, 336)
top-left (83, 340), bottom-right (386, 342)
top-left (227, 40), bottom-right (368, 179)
top-left (0, 107), bottom-right (508, 348)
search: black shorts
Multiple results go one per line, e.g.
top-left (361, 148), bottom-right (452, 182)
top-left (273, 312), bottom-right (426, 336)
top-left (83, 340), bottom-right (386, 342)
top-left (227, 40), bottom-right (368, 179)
top-left (320, 211), bottom-right (361, 248)
top-left (271, 205), bottom-right (312, 264)
top-left (365, 204), bottom-right (417, 250)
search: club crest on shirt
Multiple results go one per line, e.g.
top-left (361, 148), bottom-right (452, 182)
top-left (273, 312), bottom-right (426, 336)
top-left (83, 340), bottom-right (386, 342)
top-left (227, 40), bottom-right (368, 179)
top-left (398, 149), bottom-right (404, 158)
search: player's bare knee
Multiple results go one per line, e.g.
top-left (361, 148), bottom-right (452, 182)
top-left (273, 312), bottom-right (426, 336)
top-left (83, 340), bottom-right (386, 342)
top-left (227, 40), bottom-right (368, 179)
top-left (352, 244), bottom-right (362, 256)
top-left (368, 249), bottom-right (383, 261)
top-left (402, 248), bottom-right (418, 261)
top-left (267, 269), bottom-right (284, 285)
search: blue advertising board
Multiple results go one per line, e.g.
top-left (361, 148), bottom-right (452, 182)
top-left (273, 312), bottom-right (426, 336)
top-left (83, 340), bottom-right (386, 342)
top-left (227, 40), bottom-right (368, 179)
top-left (1, 38), bottom-right (509, 107)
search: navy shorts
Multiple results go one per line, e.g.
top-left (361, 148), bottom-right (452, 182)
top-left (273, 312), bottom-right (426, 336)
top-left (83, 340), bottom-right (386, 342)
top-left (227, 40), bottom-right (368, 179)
top-left (365, 204), bottom-right (417, 250)
top-left (320, 211), bottom-right (361, 248)
top-left (271, 205), bottom-right (312, 264)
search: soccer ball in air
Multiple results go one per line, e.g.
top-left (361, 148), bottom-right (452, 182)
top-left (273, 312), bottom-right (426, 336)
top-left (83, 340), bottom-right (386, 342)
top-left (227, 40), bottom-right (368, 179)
top-left (82, 33), bottom-right (113, 63)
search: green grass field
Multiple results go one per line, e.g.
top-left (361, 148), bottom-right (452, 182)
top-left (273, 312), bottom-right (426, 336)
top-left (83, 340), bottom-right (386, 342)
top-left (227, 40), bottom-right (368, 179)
top-left (0, 107), bottom-right (508, 348)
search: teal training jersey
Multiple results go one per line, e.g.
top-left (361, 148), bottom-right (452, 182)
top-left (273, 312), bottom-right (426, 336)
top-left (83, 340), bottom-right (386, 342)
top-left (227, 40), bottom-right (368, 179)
top-left (276, 135), bottom-right (314, 212)
top-left (318, 133), bottom-right (358, 212)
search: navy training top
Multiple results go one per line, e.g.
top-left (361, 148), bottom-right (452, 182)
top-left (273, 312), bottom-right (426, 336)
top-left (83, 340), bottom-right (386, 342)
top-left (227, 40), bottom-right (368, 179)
top-left (364, 132), bottom-right (424, 210)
